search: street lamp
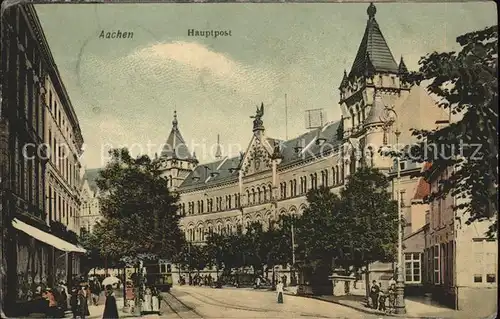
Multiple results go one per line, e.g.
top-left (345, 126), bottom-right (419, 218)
top-left (380, 104), bottom-right (406, 315)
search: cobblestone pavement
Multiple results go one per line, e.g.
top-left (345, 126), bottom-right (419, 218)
top-left (166, 286), bottom-right (385, 318)
top-left (80, 286), bottom-right (495, 319)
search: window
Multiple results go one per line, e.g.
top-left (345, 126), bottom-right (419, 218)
top-left (400, 190), bottom-right (406, 207)
top-left (404, 253), bottom-right (422, 283)
top-left (433, 245), bottom-right (440, 284)
top-left (400, 161), bottom-right (406, 170)
top-left (486, 274), bottom-right (496, 283)
top-left (474, 275), bottom-right (482, 283)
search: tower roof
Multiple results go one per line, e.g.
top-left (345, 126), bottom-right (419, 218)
top-left (349, 3), bottom-right (398, 77)
top-left (161, 111), bottom-right (194, 161)
top-left (398, 56), bottom-right (409, 74)
top-left (215, 134), bottom-right (222, 159)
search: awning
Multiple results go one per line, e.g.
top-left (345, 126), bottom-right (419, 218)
top-left (12, 218), bottom-right (87, 253)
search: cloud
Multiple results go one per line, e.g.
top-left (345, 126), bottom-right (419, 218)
top-left (125, 41), bottom-right (277, 95)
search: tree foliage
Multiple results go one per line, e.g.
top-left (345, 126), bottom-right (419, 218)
top-left (93, 148), bottom-right (185, 262)
top-left (296, 167), bottom-right (398, 275)
top-left (183, 167), bottom-right (397, 280)
top-left (401, 25), bottom-right (498, 237)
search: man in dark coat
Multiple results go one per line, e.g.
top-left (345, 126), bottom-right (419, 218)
top-left (102, 285), bottom-right (119, 319)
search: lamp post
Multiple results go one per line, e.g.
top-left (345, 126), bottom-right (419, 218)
top-left (380, 104), bottom-right (406, 315)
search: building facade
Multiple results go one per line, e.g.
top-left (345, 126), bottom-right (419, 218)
top-left (158, 3), bottom-right (449, 287)
top-left (423, 164), bottom-right (497, 315)
top-left (1, 3), bottom-right (85, 315)
top-left (79, 168), bottom-right (102, 234)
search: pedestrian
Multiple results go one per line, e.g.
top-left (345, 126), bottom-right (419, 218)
top-left (42, 288), bottom-right (58, 318)
top-left (276, 280), bottom-right (284, 304)
top-left (90, 280), bottom-right (100, 306)
top-left (388, 284), bottom-right (396, 314)
top-left (102, 284), bottom-right (119, 319)
top-left (388, 276), bottom-right (396, 287)
top-left (70, 287), bottom-right (79, 319)
top-left (369, 280), bottom-right (380, 310)
top-left (78, 287), bottom-right (90, 319)
top-left (378, 290), bottom-right (387, 312)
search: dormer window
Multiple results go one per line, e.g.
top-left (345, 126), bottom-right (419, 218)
top-left (210, 171), bottom-right (219, 177)
top-left (400, 161), bottom-right (406, 171)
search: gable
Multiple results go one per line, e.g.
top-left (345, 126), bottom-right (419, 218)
top-left (240, 135), bottom-right (273, 177)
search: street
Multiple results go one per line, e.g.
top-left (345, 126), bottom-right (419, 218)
top-left (160, 286), bottom-right (384, 319)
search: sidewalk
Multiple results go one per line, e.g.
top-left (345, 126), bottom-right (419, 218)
top-left (283, 291), bottom-right (492, 319)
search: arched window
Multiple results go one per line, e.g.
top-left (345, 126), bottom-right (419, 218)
top-left (252, 188), bottom-right (256, 204)
top-left (246, 189), bottom-right (250, 205)
top-left (350, 152), bottom-right (357, 174)
top-left (368, 147), bottom-right (375, 167)
top-left (263, 188), bottom-right (267, 202)
top-left (257, 187), bottom-right (262, 203)
top-left (268, 185), bottom-right (272, 200)
top-left (335, 165), bottom-right (340, 184)
top-left (356, 105), bottom-right (361, 126)
top-left (289, 180), bottom-right (294, 196)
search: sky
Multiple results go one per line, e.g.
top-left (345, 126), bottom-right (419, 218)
top-left (34, 2), bottom-right (497, 169)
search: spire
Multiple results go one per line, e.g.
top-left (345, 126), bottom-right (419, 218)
top-left (172, 110), bottom-right (178, 128)
top-left (161, 111), bottom-right (194, 161)
top-left (349, 3), bottom-right (398, 78)
top-left (339, 70), bottom-right (349, 89)
top-left (398, 56), bottom-right (408, 74)
top-left (215, 134), bottom-right (222, 160)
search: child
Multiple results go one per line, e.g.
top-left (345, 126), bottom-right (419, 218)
top-left (388, 284), bottom-right (396, 314)
top-left (378, 290), bottom-right (387, 312)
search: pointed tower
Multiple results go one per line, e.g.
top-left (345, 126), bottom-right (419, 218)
top-left (215, 134), bottom-right (222, 160)
top-left (338, 2), bottom-right (411, 140)
top-left (160, 111), bottom-right (196, 191)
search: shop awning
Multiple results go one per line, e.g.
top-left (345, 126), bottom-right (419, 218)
top-left (12, 218), bottom-right (87, 253)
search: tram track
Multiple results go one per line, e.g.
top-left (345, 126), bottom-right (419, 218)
top-left (162, 291), bottom-right (204, 318)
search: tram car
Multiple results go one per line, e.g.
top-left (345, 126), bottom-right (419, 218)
top-left (144, 260), bottom-right (173, 292)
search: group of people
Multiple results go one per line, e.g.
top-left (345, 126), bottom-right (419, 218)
top-left (184, 274), bottom-right (215, 286)
top-left (369, 279), bottom-right (396, 314)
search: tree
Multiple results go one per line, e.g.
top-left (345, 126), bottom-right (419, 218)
top-left (337, 167), bottom-right (398, 273)
top-left (94, 148), bottom-right (185, 263)
top-left (296, 168), bottom-right (398, 284)
top-left (79, 227), bottom-right (105, 275)
top-left (401, 25), bottom-right (498, 237)
top-left (296, 186), bottom-right (343, 270)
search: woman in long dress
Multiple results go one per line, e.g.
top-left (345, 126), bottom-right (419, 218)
top-left (276, 281), bottom-right (284, 304)
top-left (102, 285), bottom-right (119, 319)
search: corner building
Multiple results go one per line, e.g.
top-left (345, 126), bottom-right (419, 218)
top-left (161, 4), bottom-right (449, 287)
top-left (1, 3), bottom-right (85, 315)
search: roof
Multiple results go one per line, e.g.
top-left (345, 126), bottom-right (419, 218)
top-left (160, 111), bottom-right (194, 160)
top-left (179, 121), bottom-right (343, 191)
top-left (413, 162), bottom-right (432, 200)
top-left (349, 3), bottom-right (398, 77)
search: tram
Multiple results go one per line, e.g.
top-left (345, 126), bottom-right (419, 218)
top-left (144, 260), bottom-right (173, 292)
